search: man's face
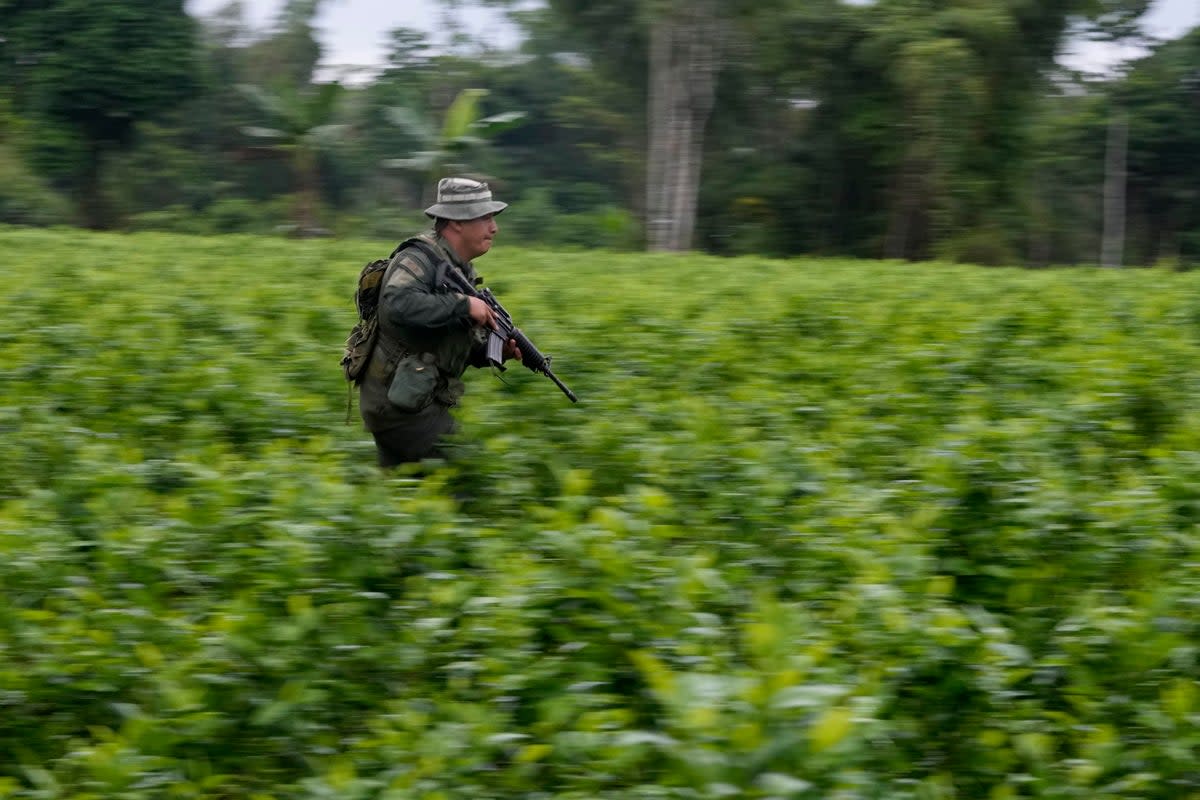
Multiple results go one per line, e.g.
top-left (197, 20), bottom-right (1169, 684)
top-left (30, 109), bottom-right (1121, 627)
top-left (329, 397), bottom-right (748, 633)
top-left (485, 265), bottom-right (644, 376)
top-left (450, 213), bottom-right (499, 260)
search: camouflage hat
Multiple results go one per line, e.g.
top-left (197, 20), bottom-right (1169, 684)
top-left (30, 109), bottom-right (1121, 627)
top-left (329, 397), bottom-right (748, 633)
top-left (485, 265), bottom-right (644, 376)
top-left (423, 177), bottom-right (508, 221)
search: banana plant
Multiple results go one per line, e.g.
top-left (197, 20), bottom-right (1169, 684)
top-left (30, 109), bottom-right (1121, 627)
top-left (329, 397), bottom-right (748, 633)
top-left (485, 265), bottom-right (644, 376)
top-left (238, 81), bottom-right (350, 234)
top-left (381, 87), bottom-right (524, 201)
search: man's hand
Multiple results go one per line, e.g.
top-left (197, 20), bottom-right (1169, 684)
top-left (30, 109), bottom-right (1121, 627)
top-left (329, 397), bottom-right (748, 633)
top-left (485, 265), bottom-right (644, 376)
top-left (504, 338), bottom-right (523, 363)
top-left (466, 295), bottom-right (496, 329)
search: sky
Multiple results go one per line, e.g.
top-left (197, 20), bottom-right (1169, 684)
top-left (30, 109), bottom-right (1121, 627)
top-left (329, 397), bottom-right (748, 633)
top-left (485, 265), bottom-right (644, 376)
top-left (1060, 0), bottom-right (1199, 73)
top-left (185, 0), bottom-right (524, 80)
top-left (185, 0), bottom-right (1200, 78)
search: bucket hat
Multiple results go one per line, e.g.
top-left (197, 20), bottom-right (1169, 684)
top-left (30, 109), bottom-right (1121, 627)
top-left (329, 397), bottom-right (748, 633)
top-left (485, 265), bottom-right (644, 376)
top-left (424, 177), bottom-right (508, 220)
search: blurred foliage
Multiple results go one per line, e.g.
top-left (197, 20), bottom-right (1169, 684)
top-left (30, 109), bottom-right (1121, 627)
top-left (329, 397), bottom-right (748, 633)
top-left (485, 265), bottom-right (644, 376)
top-left (245, 0), bottom-right (329, 90)
top-left (380, 86), bottom-right (526, 207)
top-left (0, 0), bottom-right (200, 227)
top-left (0, 1), bottom-right (1197, 262)
top-left (0, 144), bottom-right (73, 227)
top-left (2, 227), bottom-right (1200, 797)
top-left (0, 103), bottom-right (73, 226)
top-left (1119, 30), bottom-right (1200, 267)
top-left (237, 80), bottom-right (350, 234)
top-left (1025, 29), bottom-right (1200, 268)
top-left (0, 149), bottom-right (72, 226)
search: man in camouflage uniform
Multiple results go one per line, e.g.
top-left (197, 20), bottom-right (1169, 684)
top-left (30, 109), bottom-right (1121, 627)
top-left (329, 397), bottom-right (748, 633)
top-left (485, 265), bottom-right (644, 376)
top-left (359, 177), bottom-right (518, 467)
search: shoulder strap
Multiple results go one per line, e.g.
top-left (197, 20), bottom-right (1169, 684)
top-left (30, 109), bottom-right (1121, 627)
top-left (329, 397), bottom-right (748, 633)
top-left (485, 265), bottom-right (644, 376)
top-left (376, 237), bottom-right (426, 292)
top-left (392, 236), bottom-right (454, 289)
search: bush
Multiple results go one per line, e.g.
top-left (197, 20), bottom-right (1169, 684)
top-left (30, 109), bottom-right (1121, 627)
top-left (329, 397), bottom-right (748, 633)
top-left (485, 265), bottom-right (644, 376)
top-left (127, 197), bottom-right (296, 236)
top-left (125, 203), bottom-right (205, 234)
top-left (2, 230), bottom-right (1199, 798)
top-left (551, 205), bottom-right (641, 250)
top-left (334, 205), bottom-right (429, 241)
top-left (203, 197), bottom-right (267, 234)
top-left (0, 144), bottom-right (73, 226)
top-left (503, 187), bottom-right (640, 250)
top-left (937, 224), bottom-right (1020, 266)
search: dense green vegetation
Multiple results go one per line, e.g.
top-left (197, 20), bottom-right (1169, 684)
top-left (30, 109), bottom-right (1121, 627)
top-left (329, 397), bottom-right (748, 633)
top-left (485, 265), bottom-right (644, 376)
top-left (2, 227), bottom-right (1198, 797)
top-left (1, 1), bottom-right (1197, 264)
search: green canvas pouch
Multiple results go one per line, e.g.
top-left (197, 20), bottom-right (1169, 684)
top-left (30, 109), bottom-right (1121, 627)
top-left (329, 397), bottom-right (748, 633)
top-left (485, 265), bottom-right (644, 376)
top-left (386, 352), bottom-right (439, 413)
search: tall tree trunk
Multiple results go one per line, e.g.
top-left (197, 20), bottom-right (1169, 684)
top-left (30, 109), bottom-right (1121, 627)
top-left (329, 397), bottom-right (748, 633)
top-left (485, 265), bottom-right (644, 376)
top-left (1028, 169), bottom-right (1051, 268)
top-left (884, 151), bottom-right (928, 260)
top-left (646, 19), bottom-right (671, 250)
top-left (80, 142), bottom-right (109, 230)
top-left (1101, 111), bottom-right (1128, 268)
top-left (884, 91), bottom-right (935, 261)
top-left (295, 144), bottom-right (320, 234)
top-left (645, 0), bottom-right (722, 252)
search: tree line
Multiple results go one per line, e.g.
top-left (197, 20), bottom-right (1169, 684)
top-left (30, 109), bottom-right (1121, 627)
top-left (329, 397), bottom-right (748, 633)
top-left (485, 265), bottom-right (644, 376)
top-left (1, 0), bottom-right (1197, 266)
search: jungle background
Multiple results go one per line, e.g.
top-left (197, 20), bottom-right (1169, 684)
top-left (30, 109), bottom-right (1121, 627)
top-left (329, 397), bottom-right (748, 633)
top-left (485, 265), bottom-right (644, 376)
top-left (1, 0), bottom-right (1198, 266)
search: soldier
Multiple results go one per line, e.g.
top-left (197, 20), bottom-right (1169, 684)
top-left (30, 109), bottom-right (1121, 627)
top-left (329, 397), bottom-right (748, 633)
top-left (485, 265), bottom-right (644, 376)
top-left (358, 177), bottom-right (520, 467)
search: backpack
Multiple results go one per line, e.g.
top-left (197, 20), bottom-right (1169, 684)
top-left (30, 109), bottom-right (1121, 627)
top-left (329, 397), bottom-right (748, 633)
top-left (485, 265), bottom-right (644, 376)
top-left (340, 236), bottom-right (442, 385)
top-left (340, 254), bottom-right (394, 385)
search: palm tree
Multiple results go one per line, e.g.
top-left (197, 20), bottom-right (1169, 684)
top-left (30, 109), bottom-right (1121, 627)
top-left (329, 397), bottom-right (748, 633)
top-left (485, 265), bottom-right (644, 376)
top-left (238, 81), bottom-right (349, 234)
top-left (381, 88), bottom-right (523, 203)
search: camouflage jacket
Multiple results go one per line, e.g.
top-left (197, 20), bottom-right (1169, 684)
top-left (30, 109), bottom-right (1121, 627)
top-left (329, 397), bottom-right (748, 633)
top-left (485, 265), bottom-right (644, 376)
top-left (358, 232), bottom-right (490, 432)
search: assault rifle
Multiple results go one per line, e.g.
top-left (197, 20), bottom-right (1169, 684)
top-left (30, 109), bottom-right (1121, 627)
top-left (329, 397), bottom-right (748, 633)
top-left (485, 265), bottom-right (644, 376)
top-left (441, 267), bottom-right (578, 403)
